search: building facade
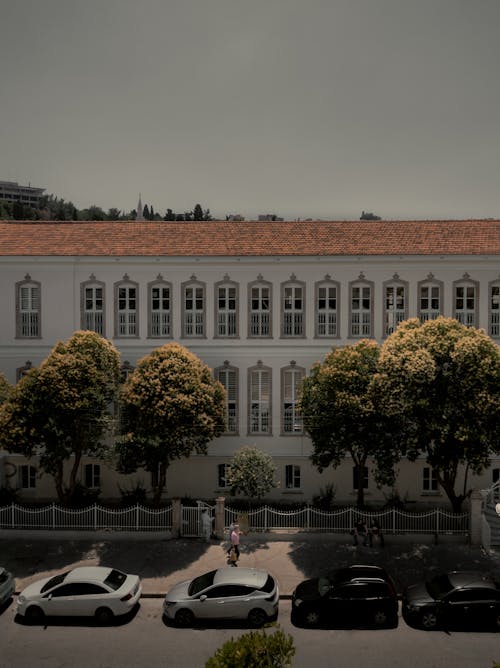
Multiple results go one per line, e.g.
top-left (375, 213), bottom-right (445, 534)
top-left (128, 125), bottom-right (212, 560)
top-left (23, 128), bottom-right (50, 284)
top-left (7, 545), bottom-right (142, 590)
top-left (0, 219), bottom-right (499, 505)
top-left (0, 181), bottom-right (45, 208)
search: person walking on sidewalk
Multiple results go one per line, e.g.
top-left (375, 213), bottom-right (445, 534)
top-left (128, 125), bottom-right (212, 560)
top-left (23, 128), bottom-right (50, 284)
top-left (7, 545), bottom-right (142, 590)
top-left (201, 510), bottom-right (213, 542)
top-left (227, 523), bottom-right (242, 563)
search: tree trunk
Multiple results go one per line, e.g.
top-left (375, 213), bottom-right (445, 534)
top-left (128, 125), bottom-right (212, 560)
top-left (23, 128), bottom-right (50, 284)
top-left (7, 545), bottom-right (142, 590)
top-left (153, 461), bottom-right (168, 506)
top-left (355, 462), bottom-right (366, 508)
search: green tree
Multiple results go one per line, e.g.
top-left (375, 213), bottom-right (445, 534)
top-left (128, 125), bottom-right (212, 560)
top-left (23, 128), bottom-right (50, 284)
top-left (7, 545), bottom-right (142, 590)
top-left (116, 343), bottom-right (226, 504)
top-left (227, 446), bottom-right (277, 499)
top-left (0, 332), bottom-right (121, 504)
top-left (299, 340), bottom-right (393, 507)
top-left (375, 317), bottom-right (500, 512)
top-left (106, 208), bottom-right (122, 220)
top-left (193, 203), bottom-right (203, 221)
top-left (205, 626), bottom-right (295, 668)
top-left (0, 372), bottom-right (13, 405)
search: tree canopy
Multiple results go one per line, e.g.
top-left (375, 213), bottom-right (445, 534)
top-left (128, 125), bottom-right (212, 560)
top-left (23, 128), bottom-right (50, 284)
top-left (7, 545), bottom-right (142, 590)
top-left (0, 372), bottom-right (13, 405)
top-left (226, 446), bottom-right (277, 500)
top-left (115, 343), bottom-right (226, 504)
top-left (0, 331), bottom-right (121, 504)
top-left (299, 339), bottom-right (393, 507)
top-left (375, 317), bottom-right (500, 512)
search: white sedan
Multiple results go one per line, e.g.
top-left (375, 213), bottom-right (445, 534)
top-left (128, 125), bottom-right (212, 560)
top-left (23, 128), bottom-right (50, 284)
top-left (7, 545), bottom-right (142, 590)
top-left (0, 567), bottom-right (15, 606)
top-left (16, 566), bottom-right (141, 624)
top-left (163, 567), bottom-right (279, 627)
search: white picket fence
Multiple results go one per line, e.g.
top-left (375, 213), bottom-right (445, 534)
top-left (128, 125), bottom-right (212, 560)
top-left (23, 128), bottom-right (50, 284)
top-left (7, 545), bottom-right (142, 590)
top-left (225, 506), bottom-right (469, 535)
top-left (0, 503), bottom-right (173, 532)
top-left (0, 502), bottom-right (469, 535)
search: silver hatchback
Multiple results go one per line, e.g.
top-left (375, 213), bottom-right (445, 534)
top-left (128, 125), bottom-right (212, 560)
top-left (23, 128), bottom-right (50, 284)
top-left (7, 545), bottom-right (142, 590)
top-left (163, 567), bottom-right (279, 627)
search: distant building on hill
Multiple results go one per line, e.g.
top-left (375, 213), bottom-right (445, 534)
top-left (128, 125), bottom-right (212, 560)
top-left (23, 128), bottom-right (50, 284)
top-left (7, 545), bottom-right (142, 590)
top-left (0, 180), bottom-right (45, 207)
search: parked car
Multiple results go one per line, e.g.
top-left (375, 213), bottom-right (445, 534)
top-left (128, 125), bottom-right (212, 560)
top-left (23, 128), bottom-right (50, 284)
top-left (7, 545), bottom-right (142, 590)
top-left (16, 566), bottom-right (141, 624)
top-left (163, 567), bottom-right (279, 627)
top-left (291, 564), bottom-right (398, 628)
top-left (0, 567), bottom-right (15, 606)
top-left (402, 571), bottom-right (500, 631)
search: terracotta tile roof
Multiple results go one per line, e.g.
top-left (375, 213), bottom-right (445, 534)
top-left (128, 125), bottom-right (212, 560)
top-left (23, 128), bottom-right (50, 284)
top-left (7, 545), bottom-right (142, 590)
top-left (0, 220), bottom-right (499, 257)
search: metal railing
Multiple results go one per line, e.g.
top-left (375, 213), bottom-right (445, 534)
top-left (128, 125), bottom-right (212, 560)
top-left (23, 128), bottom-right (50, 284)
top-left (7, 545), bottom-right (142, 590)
top-left (0, 503), bottom-right (173, 532)
top-left (224, 506), bottom-right (468, 535)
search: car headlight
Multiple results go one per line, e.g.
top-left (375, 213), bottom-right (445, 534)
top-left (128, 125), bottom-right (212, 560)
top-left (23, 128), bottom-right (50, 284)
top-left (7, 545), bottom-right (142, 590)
top-left (293, 598), bottom-right (303, 607)
top-left (163, 600), bottom-right (177, 608)
top-left (17, 595), bottom-right (26, 605)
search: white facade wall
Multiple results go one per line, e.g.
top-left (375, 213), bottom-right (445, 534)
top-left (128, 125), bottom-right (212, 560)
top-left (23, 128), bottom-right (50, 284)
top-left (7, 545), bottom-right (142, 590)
top-left (1, 252), bottom-right (499, 505)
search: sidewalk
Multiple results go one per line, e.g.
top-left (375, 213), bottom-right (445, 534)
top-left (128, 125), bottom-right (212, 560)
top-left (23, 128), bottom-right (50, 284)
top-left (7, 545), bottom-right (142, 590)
top-left (1, 530), bottom-right (499, 598)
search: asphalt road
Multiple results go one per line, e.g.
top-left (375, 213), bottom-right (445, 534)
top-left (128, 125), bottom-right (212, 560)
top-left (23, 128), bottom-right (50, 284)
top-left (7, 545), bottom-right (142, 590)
top-left (0, 598), bottom-right (499, 668)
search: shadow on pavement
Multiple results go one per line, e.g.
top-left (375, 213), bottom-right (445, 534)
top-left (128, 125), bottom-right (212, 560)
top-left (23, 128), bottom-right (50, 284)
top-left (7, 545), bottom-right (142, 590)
top-left (14, 602), bottom-right (141, 627)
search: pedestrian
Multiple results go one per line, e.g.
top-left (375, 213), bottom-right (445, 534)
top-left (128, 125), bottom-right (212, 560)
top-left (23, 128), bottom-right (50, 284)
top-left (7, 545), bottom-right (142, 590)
top-left (369, 518), bottom-right (385, 547)
top-left (352, 518), bottom-right (369, 546)
top-left (201, 509), bottom-right (213, 542)
top-left (227, 523), bottom-right (242, 563)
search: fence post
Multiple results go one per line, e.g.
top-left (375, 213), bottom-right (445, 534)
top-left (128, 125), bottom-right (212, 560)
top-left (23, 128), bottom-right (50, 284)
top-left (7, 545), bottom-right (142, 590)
top-left (52, 503), bottom-right (56, 530)
top-left (136, 504), bottom-right (140, 532)
top-left (392, 508), bottom-right (396, 535)
top-left (171, 498), bottom-right (182, 538)
top-left (469, 489), bottom-right (483, 546)
top-left (306, 505), bottom-right (310, 531)
top-left (11, 502), bottom-right (14, 529)
top-left (214, 497), bottom-right (225, 539)
top-left (94, 504), bottom-right (97, 531)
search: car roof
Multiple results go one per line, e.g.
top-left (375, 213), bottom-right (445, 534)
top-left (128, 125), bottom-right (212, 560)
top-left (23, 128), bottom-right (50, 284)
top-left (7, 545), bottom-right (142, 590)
top-left (64, 567), bottom-right (114, 583)
top-left (447, 571), bottom-right (497, 590)
top-left (331, 565), bottom-right (391, 583)
top-left (213, 568), bottom-right (270, 588)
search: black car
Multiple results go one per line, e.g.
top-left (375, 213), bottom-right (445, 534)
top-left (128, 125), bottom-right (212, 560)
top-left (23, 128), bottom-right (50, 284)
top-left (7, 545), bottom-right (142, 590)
top-left (402, 571), bottom-right (500, 631)
top-left (291, 564), bottom-right (398, 628)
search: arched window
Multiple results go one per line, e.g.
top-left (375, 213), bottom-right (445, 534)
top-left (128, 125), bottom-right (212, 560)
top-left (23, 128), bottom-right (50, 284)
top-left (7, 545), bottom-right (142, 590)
top-left (489, 279), bottom-right (500, 338)
top-left (148, 276), bottom-right (172, 338)
top-left (281, 275), bottom-right (306, 337)
top-left (383, 274), bottom-right (409, 336)
top-left (248, 361), bottom-right (272, 434)
top-left (114, 275), bottom-right (139, 337)
top-left (182, 275), bottom-right (206, 338)
top-left (418, 275), bottom-right (443, 323)
top-left (215, 276), bottom-right (239, 338)
top-left (248, 275), bottom-right (272, 338)
top-left (453, 274), bottom-right (479, 328)
top-left (349, 275), bottom-right (373, 338)
top-left (215, 362), bottom-right (239, 434)
top-left (16, 274), bottom-right (41, 338)
top-left (281, 362), bottom-right (305, 434)
top-left (81, 275), bottom-right (105, 335)
top-left (315, 276), bottom-right (340, 338)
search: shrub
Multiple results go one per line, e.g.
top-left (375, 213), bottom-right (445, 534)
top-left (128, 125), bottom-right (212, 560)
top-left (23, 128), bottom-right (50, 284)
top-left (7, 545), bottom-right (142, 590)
top-left (205, 625), bottom-right (295, 668)
top-left (118, 481), bottom-right (147, 507)
top-left (312, 482), bottom-right (337, 510)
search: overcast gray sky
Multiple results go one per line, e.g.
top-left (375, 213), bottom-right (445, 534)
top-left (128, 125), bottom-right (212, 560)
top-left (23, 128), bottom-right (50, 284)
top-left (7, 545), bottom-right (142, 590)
top-left (1, 0), bottom-right (499, 220)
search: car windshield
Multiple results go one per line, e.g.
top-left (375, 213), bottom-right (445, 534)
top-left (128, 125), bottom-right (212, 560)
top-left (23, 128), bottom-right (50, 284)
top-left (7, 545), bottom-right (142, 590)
top-left (426, 574), bottom-right (453, 600)
top-left (260, 575), bottom-right (276, 593)
top-left (40, 571), bottom-right (69, 593)
top-left (103, 569), bottom-right (127, 591)
top-left (188, 570), bottom-right (217, 596)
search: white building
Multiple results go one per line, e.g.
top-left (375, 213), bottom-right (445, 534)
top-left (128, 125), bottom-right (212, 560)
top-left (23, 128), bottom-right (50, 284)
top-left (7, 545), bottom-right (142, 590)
top-left (0, 219), bottom-right (499, 505)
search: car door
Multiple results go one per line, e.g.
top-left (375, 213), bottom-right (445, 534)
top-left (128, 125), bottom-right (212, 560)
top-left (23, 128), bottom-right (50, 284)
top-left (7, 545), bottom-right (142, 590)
top-left (43, 582), bottom-right (108, 617)
top-left (326, 584), bottom-right (357, 624)
top-left (198, 584), bottom-right (253, 619)
top-left (441, 589), bottom-right (482, 628)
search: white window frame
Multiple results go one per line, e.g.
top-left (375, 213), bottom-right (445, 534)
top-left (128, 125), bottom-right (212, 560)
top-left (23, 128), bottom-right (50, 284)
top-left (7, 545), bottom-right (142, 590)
top-left (215, 363), bottom-right (239, 434)
top-left (281, 364), bottom-right (304, 435)
top-left (81, 278), bottom-right (105, 335)
top-left (422, 466), bottom-right (439, 492)
top-left (114, 277), bottom-right (139, 338)
top-left (418, 278), bottom-right (443, 323)
top-left (248, 363), bottom-right (272, 435)
top-left (315, 278), bottom-right (339, 338)
top-left (148, 278), bottom-right (172, 338)
top-left (182, 278), bottom-right (206, 338)
top-left (281, 278), bottom-right (306, 338)
top-left (489, 280), bottom-right (500, 338)
top-left (16, 276), bottom-right (41, 338)
top-left (453, 277), bottom-right (479, 328)
top-left (214, 279), bottom-right (238, 338)
top-left (383, 277), bottom-right (409, 337)
top-left (20, 464), bottom-right (36, 489)
top-left (349, 279), bottom-right (373, 338)
top-left (285, 464), bottom-right (301, 490)
top-left (248, 278), bottom-right (272, 338)
top-left (84, 463), bottom-right (101, 489)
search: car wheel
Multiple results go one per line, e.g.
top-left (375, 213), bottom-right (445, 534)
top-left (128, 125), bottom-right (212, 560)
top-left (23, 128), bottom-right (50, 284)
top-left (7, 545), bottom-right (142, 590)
top-left (373, 609), bottom-right (388, 626)
top-left (301, 607), bottom-right (322, 627)
top-left (25, 605), bottom-right (45, 624)
top-left (95, 607), bottom-right (114, 625)
top-left (420, 609), bottom-right (438, 629)
top-left (248, 608), bottom-right (268, 628)
top-left (175, 608), bottom-right (195, 627)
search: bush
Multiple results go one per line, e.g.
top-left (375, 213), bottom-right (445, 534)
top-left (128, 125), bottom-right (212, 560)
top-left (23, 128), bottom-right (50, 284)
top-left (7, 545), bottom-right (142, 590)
top-left (205, 625), bottom-right (295, 668)
top-left (118, 481), bottom-right (148, 507)
top-left (312, 483), bottom-right (337, 510)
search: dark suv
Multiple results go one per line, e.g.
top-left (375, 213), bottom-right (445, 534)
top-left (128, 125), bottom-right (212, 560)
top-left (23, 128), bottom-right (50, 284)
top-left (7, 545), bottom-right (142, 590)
top-left (291, 564), bottom-right (398, 628)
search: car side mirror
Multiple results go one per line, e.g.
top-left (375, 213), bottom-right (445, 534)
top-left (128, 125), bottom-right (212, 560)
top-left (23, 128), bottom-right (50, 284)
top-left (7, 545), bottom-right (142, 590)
top-left (47, 594), bottom-right (53, 601)
top-left (199, 595), bottom-right (207, 602)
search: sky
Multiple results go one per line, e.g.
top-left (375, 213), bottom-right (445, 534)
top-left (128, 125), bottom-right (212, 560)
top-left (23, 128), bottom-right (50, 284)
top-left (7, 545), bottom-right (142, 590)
top-left (1, 0), bottom-right (500, 221)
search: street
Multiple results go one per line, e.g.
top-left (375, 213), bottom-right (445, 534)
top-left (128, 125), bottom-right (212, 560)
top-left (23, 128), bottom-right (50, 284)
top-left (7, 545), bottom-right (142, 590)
top-left (0, 598), bottom-right (498, 668)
